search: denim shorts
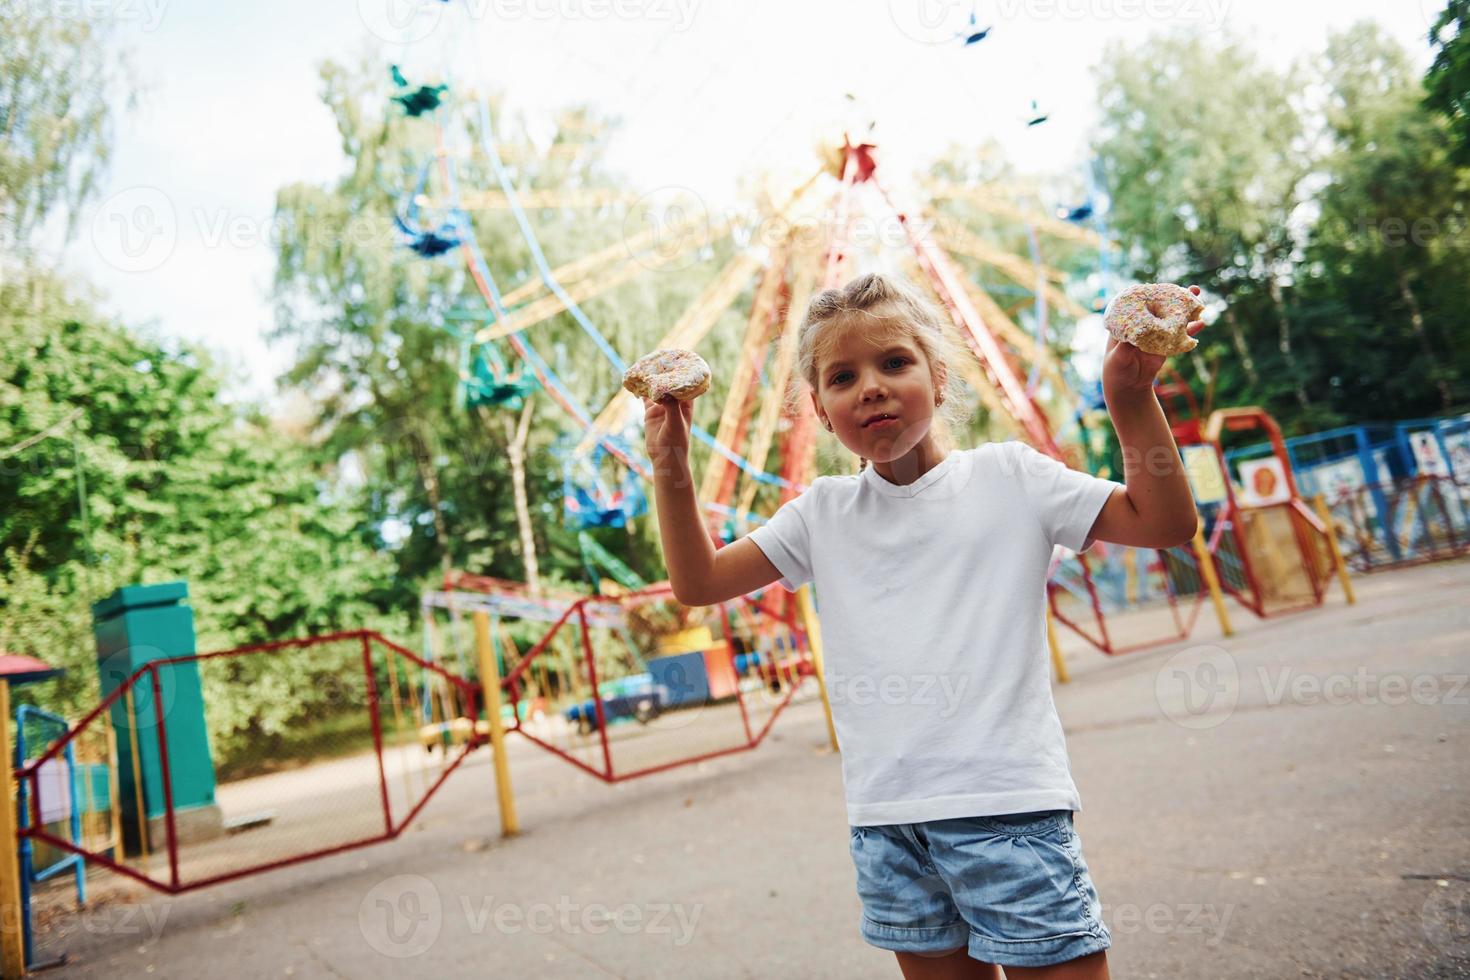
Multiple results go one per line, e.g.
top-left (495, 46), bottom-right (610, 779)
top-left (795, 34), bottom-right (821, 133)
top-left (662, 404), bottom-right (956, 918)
top-left (848, 810), bottom-right (1111, 968)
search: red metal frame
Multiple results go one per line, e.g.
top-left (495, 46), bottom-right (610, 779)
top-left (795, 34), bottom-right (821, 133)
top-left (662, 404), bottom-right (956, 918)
top-left (496, 585), bottom-right (817, 784)
top-left (1328, 475), bottom-right (1470, 572)
top-left (1046, 543), bottom-right (1207, 656)
top-left (16, 631), bottom-right (481, 895)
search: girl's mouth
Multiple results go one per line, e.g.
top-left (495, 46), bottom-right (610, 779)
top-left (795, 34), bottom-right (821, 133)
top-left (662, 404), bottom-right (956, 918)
top-left (865, 417), bottom-right (899, 430)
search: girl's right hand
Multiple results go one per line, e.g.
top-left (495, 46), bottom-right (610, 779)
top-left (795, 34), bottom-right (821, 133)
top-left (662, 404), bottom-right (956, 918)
top-left (643, 393), bottom-right (693, 461)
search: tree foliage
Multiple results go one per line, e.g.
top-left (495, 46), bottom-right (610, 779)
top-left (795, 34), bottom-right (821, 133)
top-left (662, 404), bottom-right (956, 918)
top-left (0, 6), bottom-right (128, 253)
top-left (0, 271), bottom-right (405, 758)
top-left (1092, 25), bottom-right (1470, 433)
top-left (1426, 0), bottom-right (1470, 167)
top-left (269, 58), bottom-right (755, 593)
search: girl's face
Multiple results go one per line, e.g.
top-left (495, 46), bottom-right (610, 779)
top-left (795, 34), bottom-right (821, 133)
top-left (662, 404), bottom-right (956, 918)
top-left (809, 319), bottom-right (946, 473)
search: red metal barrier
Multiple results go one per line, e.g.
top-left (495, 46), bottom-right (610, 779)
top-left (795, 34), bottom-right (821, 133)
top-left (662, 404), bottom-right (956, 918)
top-left (493, 584), bottom-right (818, 784)
top-left (1324, 476), bottom-right (1470, 572)
top-left (16, 631), bottom-right (480, 896)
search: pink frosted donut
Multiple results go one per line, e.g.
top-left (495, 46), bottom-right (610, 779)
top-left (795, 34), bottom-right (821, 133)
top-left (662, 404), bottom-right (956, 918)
top-left (1103, 283), bottom-right (1203, 356)
top-left (622, 348), bottom-right (711, 402)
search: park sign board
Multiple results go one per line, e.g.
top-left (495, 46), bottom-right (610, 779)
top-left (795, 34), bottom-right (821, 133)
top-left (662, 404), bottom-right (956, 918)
top-left (1181, 445), bottom-right (1228, 505)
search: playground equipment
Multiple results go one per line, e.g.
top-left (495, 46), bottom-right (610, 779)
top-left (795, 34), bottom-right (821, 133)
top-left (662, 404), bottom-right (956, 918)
top-left (1223, 414), bottom-right (1470, 570)
top-left (10, 582), bottom-right (486, 905)
top-left (1195, 409), bottom-right (1352, 616)
top-left (0, 652), bottom-right (121, 974)
top-left (423, 568), bottom-right (816, 770)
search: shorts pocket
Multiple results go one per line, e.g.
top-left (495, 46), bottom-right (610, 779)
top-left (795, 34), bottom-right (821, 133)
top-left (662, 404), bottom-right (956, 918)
top-left (971, 810), bottom-right (1067, 837)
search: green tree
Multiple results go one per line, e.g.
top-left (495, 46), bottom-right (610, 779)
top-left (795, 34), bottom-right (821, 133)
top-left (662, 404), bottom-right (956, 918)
top-left (1091, 31), bottom-right (1316, 419)
top-left (1, 269), bottom-right (405, 757)
top-left (1426, 0), bottom-right (1470, 166)
top-left (1296, 23), bottom-right (1470, 418)
top-left (270, 58), bottom-right (748, 593)
top-left (0, 7), bottom-right (130, 254)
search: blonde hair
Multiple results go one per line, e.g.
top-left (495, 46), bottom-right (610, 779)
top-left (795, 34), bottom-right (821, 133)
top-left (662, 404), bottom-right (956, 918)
top-left (789, 272), bottom-right (972, 472)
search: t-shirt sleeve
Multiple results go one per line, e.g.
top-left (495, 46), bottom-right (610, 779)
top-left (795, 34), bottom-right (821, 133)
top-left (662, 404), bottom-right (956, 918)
top-left (1004, 441), bottom-right (1121, 553)
top-left (744, 486), bottom-right (816, 592)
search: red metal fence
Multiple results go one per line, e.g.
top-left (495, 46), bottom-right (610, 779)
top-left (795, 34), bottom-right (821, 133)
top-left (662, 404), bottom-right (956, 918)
top-left (17, 631), bottom-right (479, 895)
top-left (492, 583), bottom-right (820, 784)
top-left (1323, 476), bottom-right (1469, 572)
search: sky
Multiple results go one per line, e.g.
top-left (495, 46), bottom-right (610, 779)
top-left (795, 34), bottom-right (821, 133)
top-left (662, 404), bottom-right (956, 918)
top-left (63, 0), bottom-right (1439, 403)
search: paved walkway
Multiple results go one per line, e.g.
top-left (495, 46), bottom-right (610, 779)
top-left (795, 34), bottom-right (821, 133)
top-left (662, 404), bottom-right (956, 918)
top-left (35, 558), bottom-right (1470, 978)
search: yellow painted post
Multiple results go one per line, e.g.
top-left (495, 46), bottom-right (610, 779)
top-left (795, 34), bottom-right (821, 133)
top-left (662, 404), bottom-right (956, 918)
top-left (1191, 522), bottom-right (1234, 637)
top-left (473, 611), bottom-right (519, 837)
top-left (794, 585), bottom-right (840, 753)
top-left (1046, 610), bottom-right (1070, 685)
top-left (0, 681), bottom-right (27, 979)
top-left (1313, 494), bottom-right (1357, 606)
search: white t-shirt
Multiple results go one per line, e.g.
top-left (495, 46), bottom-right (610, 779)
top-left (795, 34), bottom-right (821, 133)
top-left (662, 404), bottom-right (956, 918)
top-left (746, 440), bottom-right (1120, 826)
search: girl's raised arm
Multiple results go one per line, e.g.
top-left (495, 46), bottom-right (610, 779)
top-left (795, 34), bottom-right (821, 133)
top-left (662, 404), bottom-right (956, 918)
top-left (644, 395), bottom-right (782, 606)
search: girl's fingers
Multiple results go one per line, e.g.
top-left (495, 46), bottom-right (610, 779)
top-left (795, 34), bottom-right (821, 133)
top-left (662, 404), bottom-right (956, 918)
top-left (1188, 284), bottom-right (1201, 295)
top-left (1186, 320), bottom-right (1206, 336)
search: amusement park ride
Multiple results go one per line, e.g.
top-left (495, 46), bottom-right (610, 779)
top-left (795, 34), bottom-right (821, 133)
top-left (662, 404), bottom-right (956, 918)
top-left (384, 58), bottom-right (1359, 780)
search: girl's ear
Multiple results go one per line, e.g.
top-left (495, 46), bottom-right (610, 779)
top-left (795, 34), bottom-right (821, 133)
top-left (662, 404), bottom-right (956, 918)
top-left (933, 363), bottom-right (948, 404)
top-left (809, 390), bottom-right (824, 423)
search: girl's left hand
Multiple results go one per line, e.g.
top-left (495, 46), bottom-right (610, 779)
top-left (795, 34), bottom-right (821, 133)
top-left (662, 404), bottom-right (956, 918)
top-left (1102, 284), bottom-right (1208, 397)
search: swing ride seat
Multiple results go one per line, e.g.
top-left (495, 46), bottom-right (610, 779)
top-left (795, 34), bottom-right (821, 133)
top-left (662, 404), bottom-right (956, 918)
top-left (463, 343), bottom-right (540, 410)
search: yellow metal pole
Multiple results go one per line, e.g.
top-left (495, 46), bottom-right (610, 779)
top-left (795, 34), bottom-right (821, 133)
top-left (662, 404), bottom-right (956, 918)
top-left (0, 681), bottom-right (28, 979)
top-left (105, 715), bottom-right (124, 860)
top-left (473, 611), bottom-right (519, 837)
top-left (794, 586), bottom-right (839, 753)
top-left (1313, 494), bottom-right (1358, 606)
top-left (1191, 521), bottom-right (1234, 637)
top-left (1046, 609), bottom-right (1070, 685)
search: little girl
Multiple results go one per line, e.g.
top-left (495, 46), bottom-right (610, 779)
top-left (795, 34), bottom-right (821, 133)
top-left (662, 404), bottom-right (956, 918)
top-left (643, 272), bottom-right (1204, 979)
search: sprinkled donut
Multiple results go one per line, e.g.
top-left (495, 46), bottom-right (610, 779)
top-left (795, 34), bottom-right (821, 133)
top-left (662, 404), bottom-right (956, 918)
top-left (623, 348), bottom-right (712, 402)
top-left (1103, 283), bottom-right (1203, 357)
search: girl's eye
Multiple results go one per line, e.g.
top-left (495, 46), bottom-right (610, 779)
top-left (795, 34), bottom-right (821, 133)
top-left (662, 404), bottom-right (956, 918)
top-left (829, 358), bottom-right (906, 385)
